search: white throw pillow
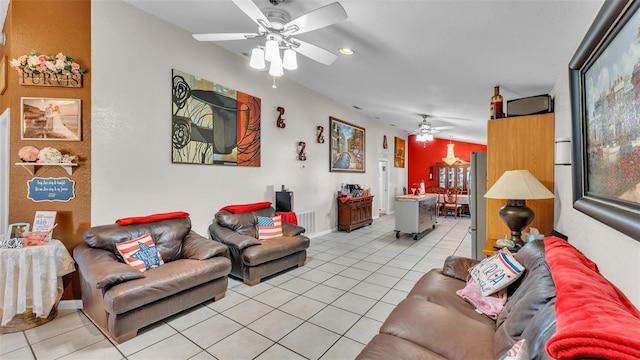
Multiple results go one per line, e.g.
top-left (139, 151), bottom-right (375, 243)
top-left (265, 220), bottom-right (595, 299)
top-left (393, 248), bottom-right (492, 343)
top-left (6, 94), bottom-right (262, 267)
top-left (469, 248), bottom-right (524, 296)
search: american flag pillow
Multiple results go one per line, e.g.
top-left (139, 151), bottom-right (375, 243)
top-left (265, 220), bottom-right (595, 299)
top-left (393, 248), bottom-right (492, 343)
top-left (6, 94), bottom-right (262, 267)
top-left (257, 215), bottom-right (283, 240)
top-left (116, 233), bottom-right (164, 272)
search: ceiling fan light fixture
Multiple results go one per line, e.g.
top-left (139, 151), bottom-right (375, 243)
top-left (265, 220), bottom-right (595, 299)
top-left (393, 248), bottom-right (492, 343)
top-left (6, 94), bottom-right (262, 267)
top-left (265, 38), bottom-right (280, 62)
top-left (249, 47), bottom-right (266, 69)
top-left (269, 55), bottom-right (284, 76)
top-left (283, 48), bottom-right (297, 70)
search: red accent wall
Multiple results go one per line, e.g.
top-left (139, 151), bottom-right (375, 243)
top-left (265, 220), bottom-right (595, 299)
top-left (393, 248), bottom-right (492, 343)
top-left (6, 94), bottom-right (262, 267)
top-left (408, 136), bottom-right (487, 189)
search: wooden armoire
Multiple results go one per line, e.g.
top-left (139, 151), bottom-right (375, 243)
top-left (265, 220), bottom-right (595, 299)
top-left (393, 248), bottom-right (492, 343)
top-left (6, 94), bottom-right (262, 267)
top-left (486, 113), bottom-right (555, 241)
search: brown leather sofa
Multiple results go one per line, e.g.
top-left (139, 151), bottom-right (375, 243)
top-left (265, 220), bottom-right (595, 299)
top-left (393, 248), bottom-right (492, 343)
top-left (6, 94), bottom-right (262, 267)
top-left (74, 217), bottom-right (231, 343)
top-left (209, 206), bottom-right (309, 285)
top-left (357, 239), bottom-right (557, 360)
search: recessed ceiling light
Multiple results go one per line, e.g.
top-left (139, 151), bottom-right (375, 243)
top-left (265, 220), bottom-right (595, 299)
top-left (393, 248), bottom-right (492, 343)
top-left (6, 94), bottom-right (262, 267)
top-left (339, 48), bottom-right (354, 55)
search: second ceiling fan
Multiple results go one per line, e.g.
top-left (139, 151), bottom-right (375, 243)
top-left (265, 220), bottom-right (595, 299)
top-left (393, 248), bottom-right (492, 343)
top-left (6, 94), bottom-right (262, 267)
top-left (411, 114), bottom-right (455, 141)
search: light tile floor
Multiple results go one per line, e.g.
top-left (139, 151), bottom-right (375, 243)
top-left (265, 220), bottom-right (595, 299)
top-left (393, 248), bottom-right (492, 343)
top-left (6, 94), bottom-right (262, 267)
top-left (0, 214), bottom-right (471, 360)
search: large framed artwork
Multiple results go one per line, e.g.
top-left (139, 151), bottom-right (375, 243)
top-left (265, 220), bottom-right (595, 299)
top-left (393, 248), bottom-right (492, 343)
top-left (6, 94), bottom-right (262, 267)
top-left (21, 97), bottom-right (81, 141)
top-left (330, 116), bottom-right (365, 172)
top-left (569, 0), bottom-right (640, 241)
top-left (394, 137), bottom-right (405, 168)
top-left (171, 69), bottom-right (261, 166)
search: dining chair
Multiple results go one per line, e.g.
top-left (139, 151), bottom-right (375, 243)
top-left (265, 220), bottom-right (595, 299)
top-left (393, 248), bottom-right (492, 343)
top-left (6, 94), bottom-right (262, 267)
top-left (443, 188), bottom-right (463, 218)
top-left (436, 187), bottom-right (446, 217)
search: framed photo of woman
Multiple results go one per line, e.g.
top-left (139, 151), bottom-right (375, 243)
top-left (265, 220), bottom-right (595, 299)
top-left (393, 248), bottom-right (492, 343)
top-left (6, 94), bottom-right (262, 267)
top-left (21, 97), bottom-right (81, 141)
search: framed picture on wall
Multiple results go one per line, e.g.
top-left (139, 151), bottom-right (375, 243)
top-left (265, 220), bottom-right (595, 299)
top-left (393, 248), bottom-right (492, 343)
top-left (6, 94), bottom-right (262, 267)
top-left (0, 56), bottom-right (7, 95)
top-left (329, 116), bottom-right (365, 173)
top-left (21, 97), bottom-right (81, 141)
top-left (569, 0), bottom-right (640, 241)
top-left (394, 137), bottom-right (405, 168)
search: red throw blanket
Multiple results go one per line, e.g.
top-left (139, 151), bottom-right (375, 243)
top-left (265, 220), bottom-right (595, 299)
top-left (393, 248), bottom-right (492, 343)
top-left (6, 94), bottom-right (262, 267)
top-left (219, 201), bottom-right (271, 213)
top-left (116, 211), bottom-right (190, 225)
top-left (544, 236), bottom-right (640, 360)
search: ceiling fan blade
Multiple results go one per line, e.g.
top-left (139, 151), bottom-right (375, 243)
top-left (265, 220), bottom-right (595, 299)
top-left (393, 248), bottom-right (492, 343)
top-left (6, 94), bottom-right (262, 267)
top-left (433, 126), bottom-right (454, 131)
top-left (192, 33), bottom-right (259, 41)
top-left (232, 0), bottom-right (271, 28)
top-left (290, 38), bottom-right (337, 65)
top-left (283, 2), bottom-right (347, 35)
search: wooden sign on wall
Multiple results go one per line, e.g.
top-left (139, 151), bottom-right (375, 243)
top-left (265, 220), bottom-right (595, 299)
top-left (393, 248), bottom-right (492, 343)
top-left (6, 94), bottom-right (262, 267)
top-left (19, 72), bottom-right (82, 88)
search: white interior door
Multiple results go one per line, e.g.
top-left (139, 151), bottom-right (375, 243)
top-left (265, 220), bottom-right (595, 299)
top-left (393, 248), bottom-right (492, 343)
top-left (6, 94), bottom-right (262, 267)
top-left (378, 159), bottom-right (390, 214)
top-left (0, 108), bottom-right (10, 232)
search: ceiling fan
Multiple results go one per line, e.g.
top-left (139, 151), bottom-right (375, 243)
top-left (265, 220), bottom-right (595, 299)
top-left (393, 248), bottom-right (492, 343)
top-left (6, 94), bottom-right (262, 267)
top-left (192, 0), bottom-right (348, 67)
top-left (410, 114), bottom-right (455, 137)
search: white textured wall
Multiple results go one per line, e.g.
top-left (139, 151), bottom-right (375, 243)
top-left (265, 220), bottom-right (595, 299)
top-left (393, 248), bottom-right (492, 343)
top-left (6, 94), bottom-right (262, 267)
top-left (552, 69), bottom-right (640, 308)
top-left (91, 1), bottom-right (406, 237)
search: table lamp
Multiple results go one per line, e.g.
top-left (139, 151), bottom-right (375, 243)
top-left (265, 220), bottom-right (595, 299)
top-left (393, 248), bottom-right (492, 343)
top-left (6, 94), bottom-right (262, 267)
top-left (484, 170), bottom-right (554, 246)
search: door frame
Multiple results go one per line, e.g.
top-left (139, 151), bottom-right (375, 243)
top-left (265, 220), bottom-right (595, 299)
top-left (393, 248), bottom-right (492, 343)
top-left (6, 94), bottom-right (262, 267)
top-left (0, 108), bottom-right (10, 232)
top-left (378, 158), bottom-right (390, 214)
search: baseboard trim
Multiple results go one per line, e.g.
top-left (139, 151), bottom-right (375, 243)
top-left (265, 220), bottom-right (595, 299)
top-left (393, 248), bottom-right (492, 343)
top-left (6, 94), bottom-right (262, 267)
top-left (59, 300), bottom-right (83, 310)
top-left (308, 229), bottom-right (333, 239)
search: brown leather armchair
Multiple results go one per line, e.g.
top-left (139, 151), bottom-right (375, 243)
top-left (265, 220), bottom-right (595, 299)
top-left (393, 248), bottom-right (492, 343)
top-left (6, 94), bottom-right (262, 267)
top-left (209, 207), bottom-right (310, 285)
top-left (74, 217), bottom-right (231, 343)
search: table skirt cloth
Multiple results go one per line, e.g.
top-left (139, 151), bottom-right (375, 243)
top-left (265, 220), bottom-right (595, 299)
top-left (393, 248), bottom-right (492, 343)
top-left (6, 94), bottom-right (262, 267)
top-left (1, 240), bottom-right (75, 326)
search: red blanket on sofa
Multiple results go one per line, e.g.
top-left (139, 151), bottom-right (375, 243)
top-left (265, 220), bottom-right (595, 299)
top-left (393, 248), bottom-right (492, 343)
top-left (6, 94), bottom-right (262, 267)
top-left (544, 236), bottom-right (640, 360)
top-left (219, 202), bottom-right (271, 213)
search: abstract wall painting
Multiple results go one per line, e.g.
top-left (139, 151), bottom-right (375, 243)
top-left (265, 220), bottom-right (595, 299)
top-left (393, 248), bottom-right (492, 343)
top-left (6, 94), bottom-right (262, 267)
top-left (171, 69), bottom-right (261, 166)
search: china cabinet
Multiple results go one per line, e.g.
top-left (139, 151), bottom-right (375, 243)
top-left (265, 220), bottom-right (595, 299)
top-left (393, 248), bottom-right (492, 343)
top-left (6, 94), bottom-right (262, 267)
top-left (436, 162), bottom-right (470, 193)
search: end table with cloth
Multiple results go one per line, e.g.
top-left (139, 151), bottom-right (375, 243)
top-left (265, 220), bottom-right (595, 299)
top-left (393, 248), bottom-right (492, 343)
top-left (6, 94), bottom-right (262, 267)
top-left (0, 239), bottom-right (75, 332)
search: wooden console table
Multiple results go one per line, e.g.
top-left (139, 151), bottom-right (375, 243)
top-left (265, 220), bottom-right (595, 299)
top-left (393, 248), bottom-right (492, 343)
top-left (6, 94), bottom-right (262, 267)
top-left (337, 196), bottom-right (373, 232)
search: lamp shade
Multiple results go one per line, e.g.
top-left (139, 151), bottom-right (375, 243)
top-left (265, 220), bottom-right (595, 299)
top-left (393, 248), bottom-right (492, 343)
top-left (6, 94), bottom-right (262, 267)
top-left (282, 49), bottom-right (297, 70)
top-left (249, 48), bottom-right (266, 69)
top-left (265, 39), bottom-right (280, 62)
top-left (269, 55), bottom-right (284, 76)
top-left (484, 170), bottom-right (554, 200)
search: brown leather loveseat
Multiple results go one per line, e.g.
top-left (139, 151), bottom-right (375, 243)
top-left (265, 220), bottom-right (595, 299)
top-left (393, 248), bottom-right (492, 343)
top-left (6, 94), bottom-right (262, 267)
top-left (357, 237), bottom-right (640, 360)
top-left (209, 206), bottom-right (309, 285)
top-left (74, 217), bottom-right (231, 343)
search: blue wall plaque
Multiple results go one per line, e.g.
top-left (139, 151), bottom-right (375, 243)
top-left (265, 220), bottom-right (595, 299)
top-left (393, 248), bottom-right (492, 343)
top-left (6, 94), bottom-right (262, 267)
top-left (27, 177), bottom-right (76, 202)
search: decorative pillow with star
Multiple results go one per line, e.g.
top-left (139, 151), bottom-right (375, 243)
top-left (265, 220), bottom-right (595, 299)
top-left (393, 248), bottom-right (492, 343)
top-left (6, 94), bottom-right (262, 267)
top-left (257, 215), bottom-right (283, 240)
top-left (116, 233), bottom-right (164, 272)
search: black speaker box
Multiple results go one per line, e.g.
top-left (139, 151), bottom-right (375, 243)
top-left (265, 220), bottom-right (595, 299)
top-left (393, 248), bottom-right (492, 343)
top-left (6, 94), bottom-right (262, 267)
top-left (507, 94), bottom-right (553, 117)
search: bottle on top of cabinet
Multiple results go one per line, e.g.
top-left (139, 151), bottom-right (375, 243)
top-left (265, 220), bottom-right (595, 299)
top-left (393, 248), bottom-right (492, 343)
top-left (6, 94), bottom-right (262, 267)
top-left (490, 86), bottom-right (504, 119)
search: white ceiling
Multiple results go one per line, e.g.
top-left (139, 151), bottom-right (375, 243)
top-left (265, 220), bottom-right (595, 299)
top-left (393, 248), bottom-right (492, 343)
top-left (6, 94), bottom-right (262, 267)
top-left (128, 0), bottom-right (603, 144)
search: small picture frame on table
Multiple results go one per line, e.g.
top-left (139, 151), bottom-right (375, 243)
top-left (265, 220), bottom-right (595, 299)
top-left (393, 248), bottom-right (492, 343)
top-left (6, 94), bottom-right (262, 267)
top-left (8, 223), bottom-right (30, 240)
